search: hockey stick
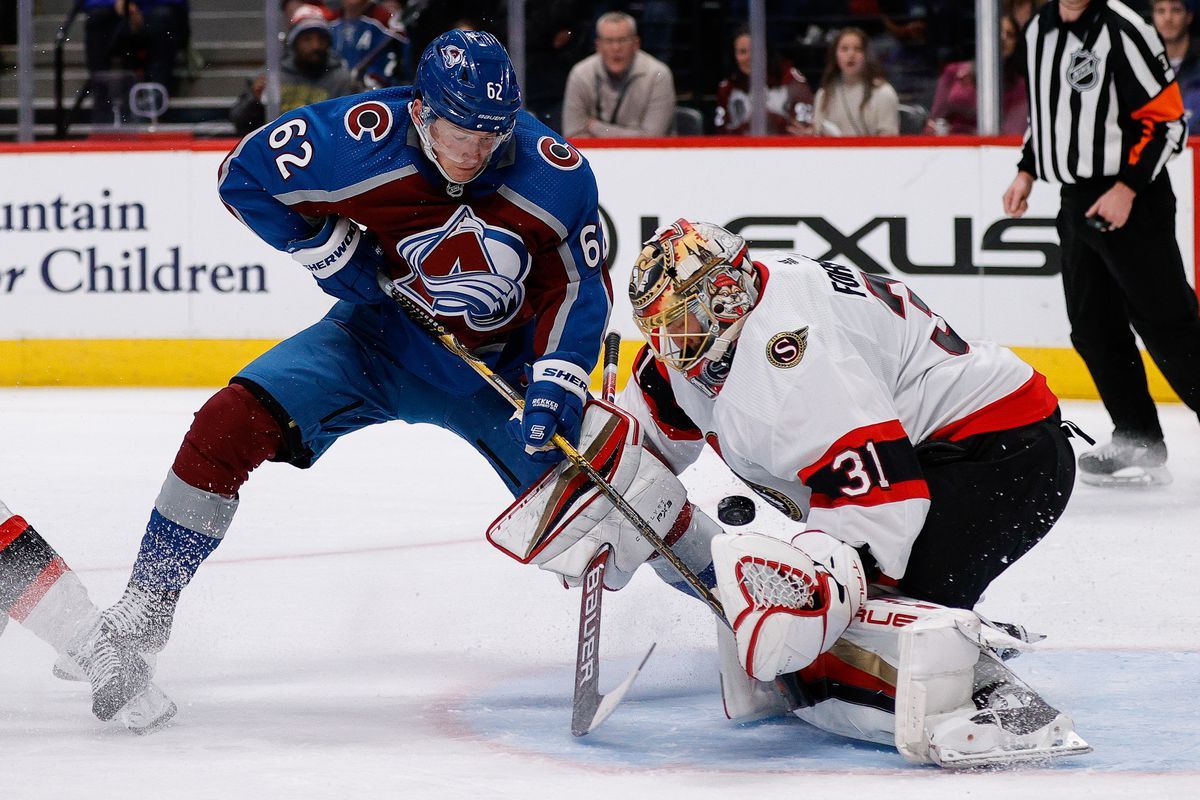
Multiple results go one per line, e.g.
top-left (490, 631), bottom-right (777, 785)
top-left (377, 279), bottom-right (725, 618)
top-left (571, 332), bottom-right (656, 736)
top-left (571, 544), bottom-right (657, 735)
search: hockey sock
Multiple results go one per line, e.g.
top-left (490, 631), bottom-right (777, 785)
top-left (130, 470), bottom-right (238, 592)
top-left (1, 503), bottom-right (98, 652)
top-left (126, 383), bottom-right (282, 592)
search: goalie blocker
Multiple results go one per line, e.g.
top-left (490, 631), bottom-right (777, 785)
top-left (488, 398), bottom-right (720, 592)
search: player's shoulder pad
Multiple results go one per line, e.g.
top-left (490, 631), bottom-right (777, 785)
top-left (231, 87), bottom-right (419, 199)
top-left (502, 111), bottom-right (599, 224)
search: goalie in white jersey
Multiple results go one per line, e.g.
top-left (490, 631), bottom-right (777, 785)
top-left (624, 219), bottom-right (1077, 608)
top-left (490, 219), bottom-right (1090, 767)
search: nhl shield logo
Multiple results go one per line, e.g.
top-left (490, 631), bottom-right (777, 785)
top-left (1066, 49), bottom-right (1100, 92)
top-left (766, 327), bottom-right (808, 368)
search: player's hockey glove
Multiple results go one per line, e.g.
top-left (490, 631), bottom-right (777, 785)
top-left (506, 356), bottom-right (588, 463)
top-left (287, 216), bottom-right (389, 304)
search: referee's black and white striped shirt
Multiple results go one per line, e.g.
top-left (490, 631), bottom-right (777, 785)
top-left (1018, 0), bottom-right (1188, 189)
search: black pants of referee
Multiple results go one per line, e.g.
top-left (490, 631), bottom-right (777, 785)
top-left (896, 409), bottom-right (1076, 609)
top-left (1058, 173), bottom-right (1200, 442)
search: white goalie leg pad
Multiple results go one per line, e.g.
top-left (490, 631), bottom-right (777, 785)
top-left (487, 398), bottom-right (686, 590)
top-left (715, 616), bottom-right (791, 722)
top-left (894, 608), bottom-right (982, 763)
top-left (711, 531), bottom-right (866, 682)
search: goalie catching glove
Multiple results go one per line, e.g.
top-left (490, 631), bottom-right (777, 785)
top-left (489, 398), bottom-right (701, 590)
top-left (712, 530), bottom-right (867, 681)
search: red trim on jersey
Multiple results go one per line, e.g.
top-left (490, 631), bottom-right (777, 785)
top-left (634, 346), bottom-right (703, 441)
top-left (808, 480), bottom-right (930, 510)
top-left (929, 372), bottom-right (1059, 442)
top-left (9, 557), bottom-right (68, 622)
top-left (0, 515), bottom-right (28, 550)
top-left (799, 420), bottom-right (929, 510)
top-left (799, 420), bottom-right (908, 483)
top-left (798, 647), bottom-right (897, 698)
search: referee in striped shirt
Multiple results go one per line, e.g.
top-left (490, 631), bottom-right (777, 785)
top-left (1002, 0), bottom-right (1200, 487)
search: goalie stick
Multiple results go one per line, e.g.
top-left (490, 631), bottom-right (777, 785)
top-left (571, 332), bottom-right (656, 736)
top-left (377, 277), bottom-right (726, 619)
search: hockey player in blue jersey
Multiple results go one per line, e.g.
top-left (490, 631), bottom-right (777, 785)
top-left (69, 29), bottom-right (612, 720)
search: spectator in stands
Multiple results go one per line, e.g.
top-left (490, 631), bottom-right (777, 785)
top-left (924, 14), bottom-right (1028, 135)
top-left (714, 27), bottom-right (815, 135)
top-left (83, 0), bottom-right (136, 125)
top-left (282, 0), bottom-right (333, 18)
top-left (812, 27), bottom-right (899, 136)
top-left (1005, 0), bottom-right (1046, 30)
top-left (523, 1), bottom-right (594, 127)
top-left (230, 6), bottom-right (359, 136)
top-left (82, 0), bottom-right (190, 125)
top-left (1153, 0), bottom-right (1200, 127)
top-left (330, 0), bottom-right (408, 87)
top-left (874, 1), bottom-right (940, 110)
top-left (561, 11), bottom-right (677, 137)
top-left (135, 0), bottom-right (190, 99)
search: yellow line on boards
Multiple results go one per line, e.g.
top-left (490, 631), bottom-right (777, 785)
top-left (0, 338), bottom-right (1183, 403)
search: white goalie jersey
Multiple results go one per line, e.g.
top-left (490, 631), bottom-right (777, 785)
top-left (619, 253), bottom-right (1059, 580)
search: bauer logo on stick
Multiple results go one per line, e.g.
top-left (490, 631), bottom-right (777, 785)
top-left (766, 327), bottom-right (808, 368)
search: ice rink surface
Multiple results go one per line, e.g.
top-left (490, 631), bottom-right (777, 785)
top-left (1, 388), bottom-right (1197, 800)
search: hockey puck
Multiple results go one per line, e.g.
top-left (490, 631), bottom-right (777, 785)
top-left (717, 495), bottom-right (756, 526)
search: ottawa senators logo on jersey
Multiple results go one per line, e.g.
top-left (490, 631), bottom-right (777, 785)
top-left (766, 327), bottom-right (809, 368)
top-left (344, 101), bottom-right (393, 142)
top-left (393, 206), bottom-right (531, 331)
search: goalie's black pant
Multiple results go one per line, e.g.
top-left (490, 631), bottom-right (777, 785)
top-left (896, 408), bottom-right (1075, 609)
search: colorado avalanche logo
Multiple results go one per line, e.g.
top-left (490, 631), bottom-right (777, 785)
top-left (344, 101), bottom-right (393, 142)
top-left (440, 44), bottom-right (465, 68)
top-left (537, 136), bottom-right (583, 171)
top-left (394, 206), bottom-right (531, 331)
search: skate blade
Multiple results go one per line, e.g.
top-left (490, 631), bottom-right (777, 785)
top-left (117, 683), bottom-right (178, 735)
top-left (932, 732), bottom-right (1092, 769)
top-left (1079, 465), bottom-right (1171, 488)
top-left (52, 654), bottom-right (87, 682)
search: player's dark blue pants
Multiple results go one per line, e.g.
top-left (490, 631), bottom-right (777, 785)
top-left (236, 300), bottom-right (550, 495)
top-left (128, 301), bottom-right (552, 593)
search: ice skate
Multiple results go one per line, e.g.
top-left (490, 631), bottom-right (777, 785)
top-left (927, 682), bottom-right (1091, 768)
top-left (67, 615), bottom-right (153, 722)
top-left (1078, 436), bottom-right (1171, 487)
top-left (118, 682), bottom-right (178, 735)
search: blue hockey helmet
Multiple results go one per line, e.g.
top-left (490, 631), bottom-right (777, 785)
top-left (414, 30), bottom-right (521, 136)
